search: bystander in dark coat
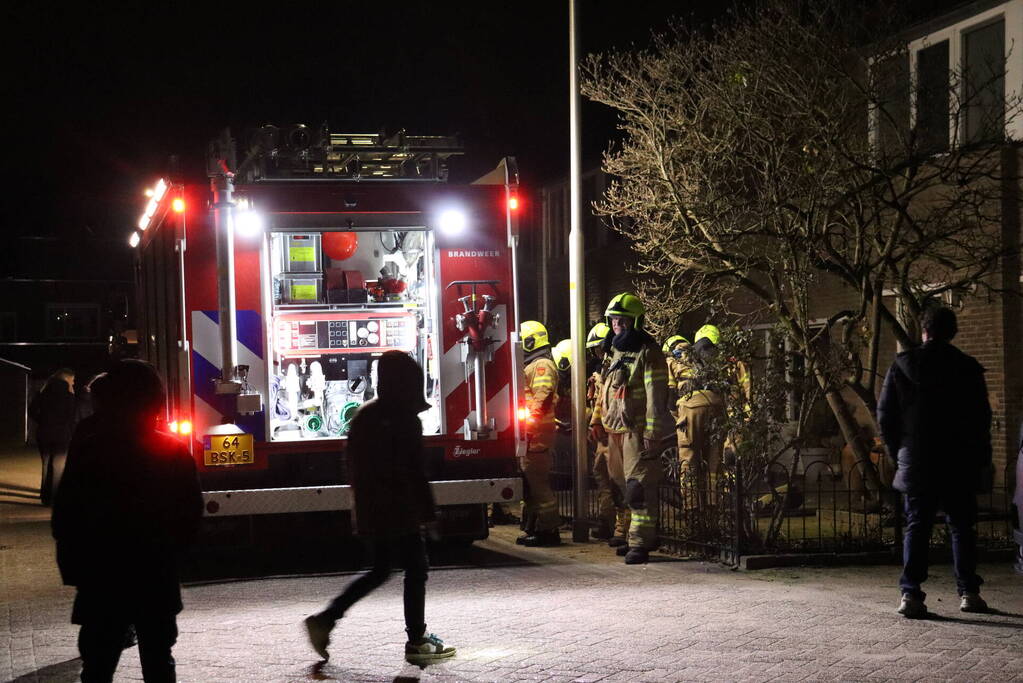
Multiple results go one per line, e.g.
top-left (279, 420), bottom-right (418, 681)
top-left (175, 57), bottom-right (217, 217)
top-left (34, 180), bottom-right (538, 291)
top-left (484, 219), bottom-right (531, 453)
top-left (876, 306), bottom-right (992, 618)
top-left (29, 368), bottom-right (77, 505)
top-left (877, 339), bottom-right (992, 495)
top-left (52, 360), bottom-right (203, 683)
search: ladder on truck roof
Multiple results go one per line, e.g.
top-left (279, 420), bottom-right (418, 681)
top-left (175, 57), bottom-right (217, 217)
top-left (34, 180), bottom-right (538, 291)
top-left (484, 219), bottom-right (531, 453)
top-left (230, 125), bottom-right (463, 183)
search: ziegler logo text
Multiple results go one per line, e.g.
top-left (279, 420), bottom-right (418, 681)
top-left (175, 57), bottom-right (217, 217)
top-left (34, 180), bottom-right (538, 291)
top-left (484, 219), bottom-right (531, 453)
top-left (452, 445), bottom-right (482, 458)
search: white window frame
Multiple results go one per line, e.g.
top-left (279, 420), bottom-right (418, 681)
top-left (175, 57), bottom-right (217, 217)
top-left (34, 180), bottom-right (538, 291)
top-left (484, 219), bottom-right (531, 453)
top-left (907, 0), bottom-right (1023, 144)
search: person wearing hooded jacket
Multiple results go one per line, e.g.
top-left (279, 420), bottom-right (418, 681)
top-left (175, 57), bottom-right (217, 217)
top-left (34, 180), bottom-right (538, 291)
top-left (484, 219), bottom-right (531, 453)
top-left (877, 306), bottom-right (993, 619)
top-left (589, 293), bottom-right (670, 564)
top-left (52, 360), bottom-right (203, 683)
top-left (305, 351), bottom-right (455, 664)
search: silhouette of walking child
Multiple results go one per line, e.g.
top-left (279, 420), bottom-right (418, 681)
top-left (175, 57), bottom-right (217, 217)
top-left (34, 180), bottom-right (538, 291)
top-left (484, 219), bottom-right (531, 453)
top-left (304, 351), bottom-right (456, 665)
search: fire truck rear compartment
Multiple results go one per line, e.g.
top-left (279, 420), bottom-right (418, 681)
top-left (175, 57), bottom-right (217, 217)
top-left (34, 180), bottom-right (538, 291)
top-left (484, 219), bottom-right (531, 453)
top-left (267, 227), bottom-right (440, 442)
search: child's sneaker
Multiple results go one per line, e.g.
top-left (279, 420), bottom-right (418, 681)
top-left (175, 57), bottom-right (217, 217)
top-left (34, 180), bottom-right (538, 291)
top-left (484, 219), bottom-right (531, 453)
top-left (405, 633), bottom-right (456, 664)
top-left (303, 614), bottom-right (333, 660)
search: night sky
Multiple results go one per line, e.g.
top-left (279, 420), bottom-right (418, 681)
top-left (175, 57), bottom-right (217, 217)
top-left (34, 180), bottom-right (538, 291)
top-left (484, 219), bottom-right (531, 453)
top-left (9, 1), bottom-right (720, 244)
top-left (9, 0), bottom-right (964, 246)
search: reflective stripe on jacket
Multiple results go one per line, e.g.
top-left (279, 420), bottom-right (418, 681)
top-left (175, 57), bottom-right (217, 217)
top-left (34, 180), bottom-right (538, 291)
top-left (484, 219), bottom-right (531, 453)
top-left (525, 356), bottom-right (559, 427)
top-left (597, 339), bottom-right (670, 439)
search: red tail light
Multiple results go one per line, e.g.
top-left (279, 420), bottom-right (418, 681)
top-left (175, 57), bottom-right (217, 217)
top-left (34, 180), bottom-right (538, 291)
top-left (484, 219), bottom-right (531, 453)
top-left (508, 196), bottom-right (520, 211)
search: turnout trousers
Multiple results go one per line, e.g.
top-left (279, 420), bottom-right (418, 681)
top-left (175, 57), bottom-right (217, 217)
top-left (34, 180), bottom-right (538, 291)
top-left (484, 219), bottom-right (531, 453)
top-left (521, 429), bottom-right (560, 534)
top-left (592, 440), bottom-right (629, 535)
top-left (677, 392), bottom-right (725, 508)
top-left (609, 430), bottom-right (661, 550)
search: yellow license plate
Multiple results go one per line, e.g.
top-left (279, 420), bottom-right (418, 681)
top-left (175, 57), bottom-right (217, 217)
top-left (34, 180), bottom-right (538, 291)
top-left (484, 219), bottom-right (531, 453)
top-left (203, 433), bottom-right (255, 466)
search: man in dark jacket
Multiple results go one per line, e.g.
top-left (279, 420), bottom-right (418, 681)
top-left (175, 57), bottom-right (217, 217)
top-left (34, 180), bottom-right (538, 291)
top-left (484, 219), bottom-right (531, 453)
top-left (52, 360), bottom-right (203, 682)
top-left (29, 368), bottom-right (77, 505)
top-left (304, 351), bottom-right (456, 665)
top-left (877, 306), bottom-right (992, 619)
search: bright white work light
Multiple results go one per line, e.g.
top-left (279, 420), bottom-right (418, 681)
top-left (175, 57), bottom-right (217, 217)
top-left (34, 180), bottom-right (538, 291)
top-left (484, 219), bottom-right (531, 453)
top-left (129, 231), bottom-right (141, 248)
top-left (438, 209), bottom-right (468, 235)
top-left (235, 209), bottom-right (264, 237)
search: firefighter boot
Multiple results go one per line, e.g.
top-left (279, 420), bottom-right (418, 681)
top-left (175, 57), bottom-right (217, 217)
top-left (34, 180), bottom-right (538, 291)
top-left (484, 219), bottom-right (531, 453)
top-left (522, 530), bottom-right (562, 547)
top-left (624, 546), bottom-right (650, 564)
top-left (608, 508), bottom-right (630, 548)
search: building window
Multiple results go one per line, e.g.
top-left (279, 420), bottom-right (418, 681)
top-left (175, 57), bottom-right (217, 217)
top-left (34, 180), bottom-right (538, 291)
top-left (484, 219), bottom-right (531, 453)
top-left (0, 312), bottom-right (15, 342)
top-left (916, 40), bottom-right (950, 153)
top-left (46, 304), bottom-right (100, 340)
top-left (963, 18), bottom-right (1005, 144)
top-left (875, 52), bottom-right (910, 155)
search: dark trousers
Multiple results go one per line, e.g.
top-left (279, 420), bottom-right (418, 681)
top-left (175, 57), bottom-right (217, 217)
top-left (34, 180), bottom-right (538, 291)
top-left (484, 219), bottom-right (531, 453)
top-left (900, 490), bottom-right (982, 600)
top-left (38, 442), bottom-right (63, 505)
top-left (322, 532), bottom-right (429, 641)
top-left (78, 615), bottom-right (177, 683)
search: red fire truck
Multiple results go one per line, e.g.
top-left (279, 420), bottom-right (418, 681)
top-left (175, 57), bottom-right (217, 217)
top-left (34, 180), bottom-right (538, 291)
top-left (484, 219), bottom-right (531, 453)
top-left (132, 126), bottom-right (524, 540)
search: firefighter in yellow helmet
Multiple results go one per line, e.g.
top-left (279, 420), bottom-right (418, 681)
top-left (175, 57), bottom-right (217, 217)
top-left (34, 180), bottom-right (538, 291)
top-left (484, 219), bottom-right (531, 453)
top-left (662, 335), bottom-right (692, 418)
top-left (589, 294), bottom-right (671, 564)
top-left (676, 324), bottom-right (728, 505)
top-left (550, 339), bottom-right (574, 494)
top-left (585, 322), bottom-right (626, 541)
top-left (517, 321), bottom-right (561, 547)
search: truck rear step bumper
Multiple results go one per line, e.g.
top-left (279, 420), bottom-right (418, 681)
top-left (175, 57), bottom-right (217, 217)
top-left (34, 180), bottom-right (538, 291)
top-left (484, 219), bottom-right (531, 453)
top-left (202, 478), bottom-right (522, 516)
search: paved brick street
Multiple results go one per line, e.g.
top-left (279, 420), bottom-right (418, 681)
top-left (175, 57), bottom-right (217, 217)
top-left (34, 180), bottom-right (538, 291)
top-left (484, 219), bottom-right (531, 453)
top-left (3, 447), bottom-right (1023, 682)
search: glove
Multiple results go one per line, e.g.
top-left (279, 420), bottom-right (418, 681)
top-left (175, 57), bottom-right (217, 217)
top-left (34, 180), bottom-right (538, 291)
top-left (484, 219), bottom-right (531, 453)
top-left (589, 422), bottom-right (608, 445)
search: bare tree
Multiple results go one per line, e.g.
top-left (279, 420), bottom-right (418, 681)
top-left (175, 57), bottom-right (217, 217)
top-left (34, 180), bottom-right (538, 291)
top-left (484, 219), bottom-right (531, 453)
top-left (582, 0), bottom-right (1020, 490)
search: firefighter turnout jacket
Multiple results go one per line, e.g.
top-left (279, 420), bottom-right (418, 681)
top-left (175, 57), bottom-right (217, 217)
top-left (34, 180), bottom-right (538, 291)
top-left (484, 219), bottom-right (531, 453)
top-left (666, 355), bottom-right (694, 417)
top-left (592, 332), bottom-right (671, 441)
top-left (524, 350), bottom-right (559, 438)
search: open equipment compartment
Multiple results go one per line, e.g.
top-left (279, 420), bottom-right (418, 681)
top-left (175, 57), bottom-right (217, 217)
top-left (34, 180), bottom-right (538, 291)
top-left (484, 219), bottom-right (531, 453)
top-left (267, 226), bottom-right (443, 441)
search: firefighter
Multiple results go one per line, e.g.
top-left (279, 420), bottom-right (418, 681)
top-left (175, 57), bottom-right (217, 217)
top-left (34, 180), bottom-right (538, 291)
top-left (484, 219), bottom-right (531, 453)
top-left (551, 339), bottom-right (574, 493)
top-left (552, 339), bottom-right (574, 427)
top-left (586, 322), bottom-right (626, 542)
top-left (677, 324), bottom-right (727, 501)
top-left (517, 321), bottom-right (562, 547)
top-left (662, 335), bottom-right (692, 419)
top-left (589, 294), bottom-right (671, 564)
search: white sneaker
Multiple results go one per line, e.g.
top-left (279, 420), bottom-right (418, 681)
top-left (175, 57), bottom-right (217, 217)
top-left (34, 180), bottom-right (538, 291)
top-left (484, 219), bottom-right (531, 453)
top-left (897, 594), bottom-right (927, 619)
top-left (960, 593), bottom-right (989, 613)
top-left (405, 633), bottom-right (456, 665)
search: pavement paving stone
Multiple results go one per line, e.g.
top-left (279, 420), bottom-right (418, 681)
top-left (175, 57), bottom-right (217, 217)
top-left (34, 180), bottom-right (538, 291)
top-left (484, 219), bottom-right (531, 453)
top-left (4, 444), bottom-right (1023, 681)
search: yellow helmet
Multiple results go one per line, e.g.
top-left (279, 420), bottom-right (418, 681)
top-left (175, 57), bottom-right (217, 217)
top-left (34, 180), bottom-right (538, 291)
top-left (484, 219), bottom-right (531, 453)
top-left (586, 322), bottom-right (611, 348)
top-left (604, 292), bottom-right (645, 329)
top-left (552, 339), bottom-right (573, 371)
top-left (662, 335), bottom-right (690, 355)
top-left (520, 320), bottom-right (550, 352)
top-left (694, 324), bottom-right (721, 345)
